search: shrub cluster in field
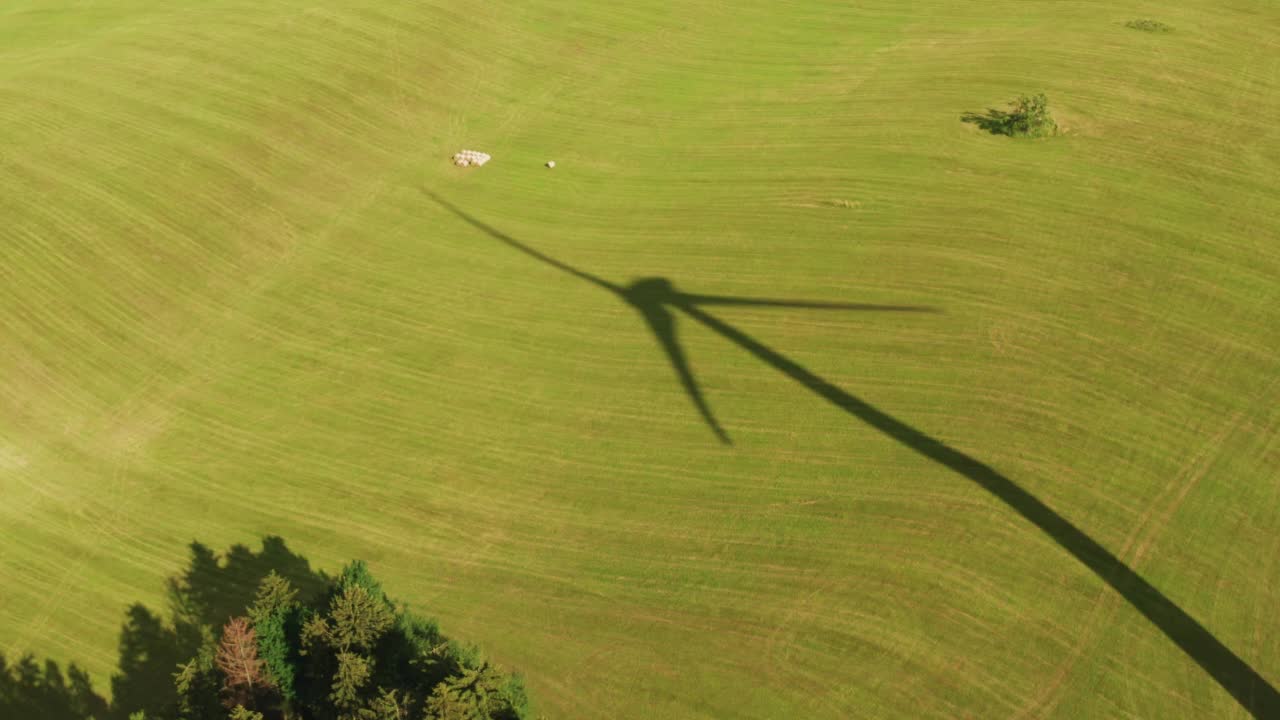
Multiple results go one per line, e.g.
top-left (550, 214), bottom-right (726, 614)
top-left (1125, 19), bottom-right (1173, 33)
top-left (962, 93), bottom-right (1058, 138)
top-left (159, 561), bottom-right (530, 720)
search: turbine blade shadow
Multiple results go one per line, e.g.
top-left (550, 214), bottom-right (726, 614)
top-left (633, 302), bottom-right (732, 444)
top-left (677, 302), bottom-right (1279, 719)
top-left (426, 190), bottom-right (617, 292)
top-left (678, 294), bottom-right (938, 313)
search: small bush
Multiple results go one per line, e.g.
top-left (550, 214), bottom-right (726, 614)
top-left (962, 93), bottom-right (1058, 138)
top-left (1125, 19), bottom-right (1173, 33)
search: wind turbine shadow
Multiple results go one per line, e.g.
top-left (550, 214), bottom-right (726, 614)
top-left (425, 190), bottom-right (1278, 718)
top-left (424, 191), bottom-right (934, 445)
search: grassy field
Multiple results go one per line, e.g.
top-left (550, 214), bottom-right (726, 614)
top-left (2, 1), bottom-right (1279, 717)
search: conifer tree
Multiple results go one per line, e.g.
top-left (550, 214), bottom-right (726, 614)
top-left (217, 617), bottom-right (269, 709)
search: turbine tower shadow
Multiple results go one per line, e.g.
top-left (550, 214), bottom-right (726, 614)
top-left (425, 190), bottom-right (1278, 718)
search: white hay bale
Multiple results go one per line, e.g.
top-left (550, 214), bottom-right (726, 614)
top-left (451, 148), bottom-right (491, 168)
top-left (546, 160), bottom-right (556, 169)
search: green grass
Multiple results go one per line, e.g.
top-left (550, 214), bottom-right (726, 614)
top-left (2, 1), bottom-right (1279, 717)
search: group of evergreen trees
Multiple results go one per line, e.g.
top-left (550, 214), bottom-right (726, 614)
top-left (2, 540), bottom-right (531, 720)
top-left (150, 561), bottom-right (529, 720)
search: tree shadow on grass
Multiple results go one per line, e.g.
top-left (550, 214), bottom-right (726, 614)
top-left (961, 108), bottom-right (1016, 135)
top-left (0, 654), bottom-right (108, 720)
top-left (425, 189), bottom-right (1280, 720)
top-left (165, 535), bottom-right (326, 633)
top-left (110, 535), bottom-right (327, 719)
top-left (3, 536), bottom-right (327, 719)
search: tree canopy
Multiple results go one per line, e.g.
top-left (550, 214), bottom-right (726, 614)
top-left (1, 539), bottom-right (531, 720)
top-left (168, 561), bottom-right (531, 720)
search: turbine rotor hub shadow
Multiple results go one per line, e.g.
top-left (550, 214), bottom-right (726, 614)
top-left (621, 277), bottom-right (677, 306)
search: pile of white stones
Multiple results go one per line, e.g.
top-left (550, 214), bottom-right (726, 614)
top-left (452, 149), bottom-right (491, 167)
